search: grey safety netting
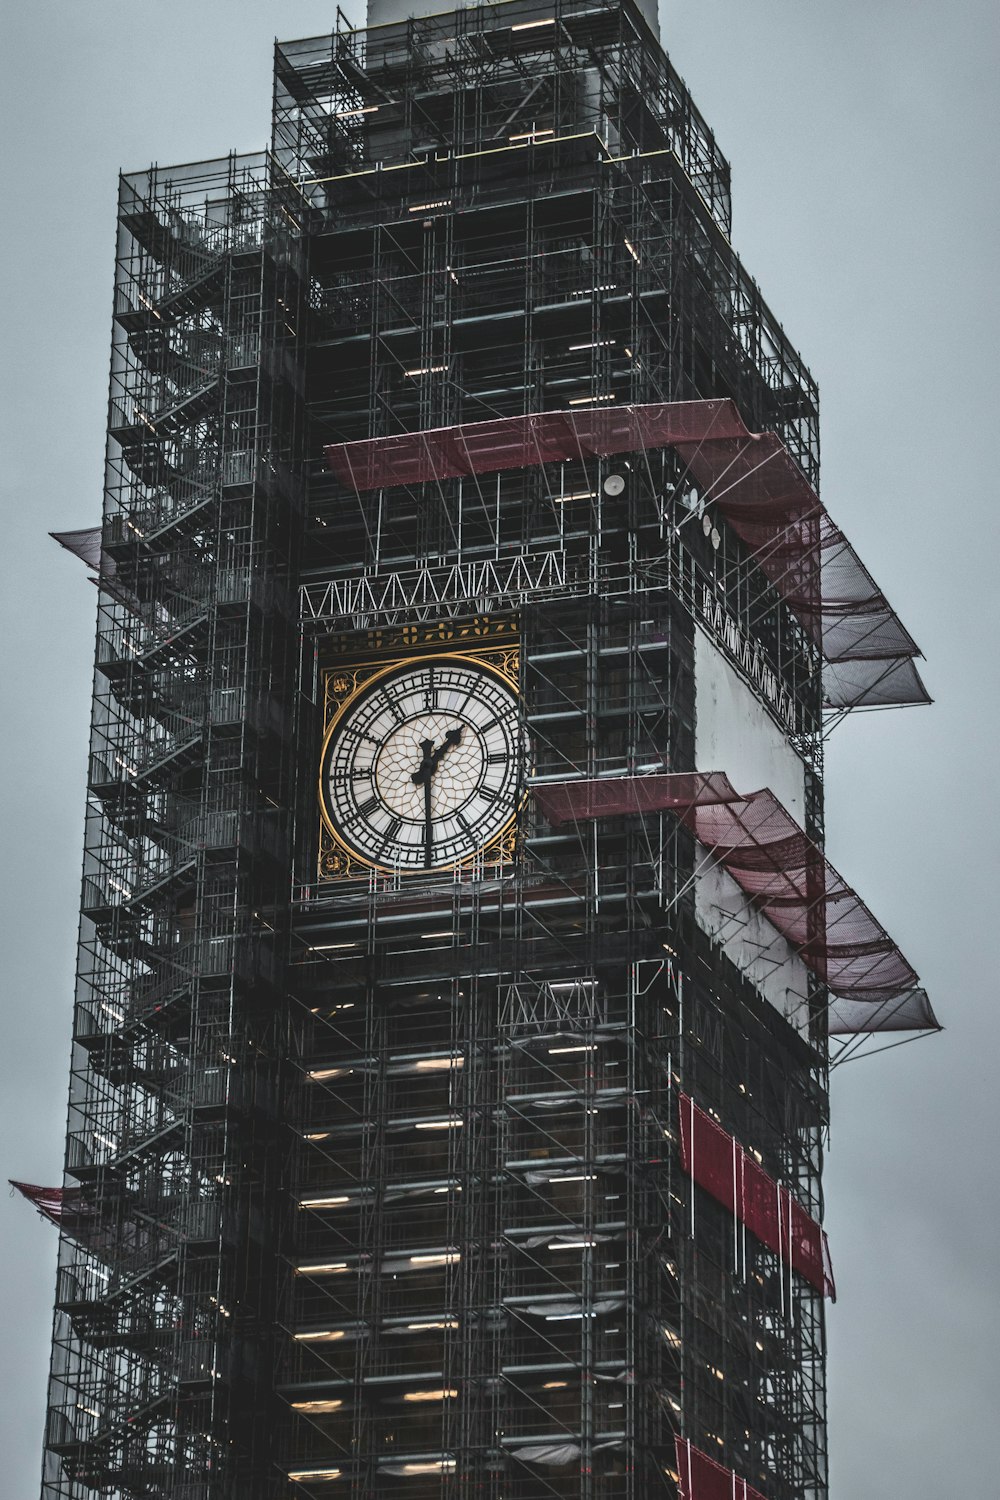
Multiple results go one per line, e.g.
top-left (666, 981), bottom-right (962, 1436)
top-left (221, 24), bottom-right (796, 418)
top-left (817, 516), bottom-right (929, 708)
top-left (827, 989), bottom-right (938, 1035)
top-left (51, 528), bottom-right (103, 571)
top-left (51, 526), bottom-right (142, 614)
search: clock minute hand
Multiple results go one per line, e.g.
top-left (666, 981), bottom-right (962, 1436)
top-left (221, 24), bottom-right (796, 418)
top-left (412, 737), bottom-right (436, 868)
top-left (422, 769), bottom-right (433, 868)
top-left (411, 728), bottom-right (463, 869)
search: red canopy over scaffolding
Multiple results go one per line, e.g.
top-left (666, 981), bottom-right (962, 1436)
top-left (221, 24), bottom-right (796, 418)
top-left (674, 1438), bottom-right (769, 1500)
top-left (11, 1180), bottom-right (176, 1267)
top-left (679, 1094), bottom-right (835, 1299)
top-left (10, 1180), bottom-right (79, 1228)
top-left (533, 772), bottom-right (938, 1031)
top-left (325, 400), bottom-right (929, 710)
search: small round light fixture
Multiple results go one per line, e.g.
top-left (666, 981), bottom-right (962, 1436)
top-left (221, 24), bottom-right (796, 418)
top-left (603, 473), bottom-right (626, 497)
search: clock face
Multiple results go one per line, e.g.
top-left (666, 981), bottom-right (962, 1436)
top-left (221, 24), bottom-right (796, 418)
top-left (320, 656), bottom-right (521, 871)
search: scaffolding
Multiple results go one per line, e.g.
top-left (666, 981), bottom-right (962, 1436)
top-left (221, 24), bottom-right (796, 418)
top-left (39, 153), bottom-right (306, 1500)
top-left (285, 565), bottom-right (832, 1500)
top-left (28, 3), bottom-right (935, 1499)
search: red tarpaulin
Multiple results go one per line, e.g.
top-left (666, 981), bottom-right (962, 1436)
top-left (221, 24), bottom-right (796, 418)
top-left (324, 400), bottom-right (929, 710)
top-left (533, 771), bottom-right (938, 1026)
top-left (10, 1179), bottom-right (179, 1268)
top-left (533, 771), bottom-right (742, 822)
top-left (675, 1438), bottom-right (769, 1500)
top-left (325, 402), bottom-right (747, 492)
top-left (10, 1180), bottom-right (79, 1228)
top-left (678, 1095), bottom-right (836, 1300)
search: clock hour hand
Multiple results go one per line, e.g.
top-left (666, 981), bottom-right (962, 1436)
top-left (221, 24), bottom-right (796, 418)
top-left (410, 727), bottom-right (463, 787)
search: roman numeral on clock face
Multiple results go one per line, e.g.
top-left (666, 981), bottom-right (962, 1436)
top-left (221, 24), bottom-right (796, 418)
top-left (357, 795), bottom-right (380, 819)
top-left (345, 728), bottom-right (380, 749)
top-left (383, 690), bottom-right (406, 725)
top-left (378, 817), bottom-right (403, 852)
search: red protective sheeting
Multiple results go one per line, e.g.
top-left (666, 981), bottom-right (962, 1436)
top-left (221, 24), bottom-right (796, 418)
top-left (674, 1438), bottom-right (769, 1500)
top-left (678, 1095), bottom-right (836, 1300)
top-left (325, 401), bottom-right (748, 492)
top-left (534, 772), bottom-right (936, 1023)
top-left (10, 1180), bottom-right (168, 1267)
top-left (534, 771), bottom-right (741, 824)
top-left (10, 1180), bottom-right (78, 1228)
top-left (324, 400), bottom-right (928, 709)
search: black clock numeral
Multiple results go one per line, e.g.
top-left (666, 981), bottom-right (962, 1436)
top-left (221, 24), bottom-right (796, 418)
top-left (424, 668), bottom-right (438, 711)
top-left (383, 690), bottom-right (406, 726)
top-left (357, 795), bottom-right (380, 819)
top-left (487, 751), bottom-right (508, 765)
top-left (345, 728), bottom-right (381, 749)
top-left (378, 817), bottom-right (403, 852)
top-left (478, 784), bottom-right (499, 803)
top-left (352, 766), bottom-right (374, 780)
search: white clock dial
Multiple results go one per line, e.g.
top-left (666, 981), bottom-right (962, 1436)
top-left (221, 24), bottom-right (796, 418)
top-left (321, 657), bottom-right (521, 871)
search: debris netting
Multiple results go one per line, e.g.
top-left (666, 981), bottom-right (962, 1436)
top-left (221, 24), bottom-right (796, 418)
top-left (675, 1438), bottom-right (769, 1500)
top-left (533, 773), bottom-right (937, 1027)
top-left (816, 517), bottom-right (929, 708)
top-left (325, 399), bottom-right (928, 709)
top-left (51, 528), bottom-right (103, 570)
top-left (51, 526), bottom-right (147, 615)
top-left (827, 989), bottom-right (938, 1035)
top-left (822, 654), bottom-right (929, 712)
top-left (678, 1095), bottom-right (836, 1300)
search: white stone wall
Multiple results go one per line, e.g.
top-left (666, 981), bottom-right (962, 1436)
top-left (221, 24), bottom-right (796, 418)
top-left (693, 626), bottom-right (813, 1032)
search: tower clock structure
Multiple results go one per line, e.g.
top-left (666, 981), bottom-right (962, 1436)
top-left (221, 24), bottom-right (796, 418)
top-left (23, 3), bottom-right (937, 1500)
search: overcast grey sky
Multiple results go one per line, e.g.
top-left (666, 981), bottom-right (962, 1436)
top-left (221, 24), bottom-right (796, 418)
top-left (1, 2), bottom-right (997, 1495)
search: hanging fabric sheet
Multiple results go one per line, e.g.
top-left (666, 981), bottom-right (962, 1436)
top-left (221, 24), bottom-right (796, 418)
top-left (675, 1437), bottom-right (770, 1500)
top-left (678, 1095), bottom-right (836, 1300)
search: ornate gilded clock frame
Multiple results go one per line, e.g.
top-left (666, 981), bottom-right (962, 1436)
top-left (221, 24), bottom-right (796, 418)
top-left (316, 616), bottom-right (521, 882)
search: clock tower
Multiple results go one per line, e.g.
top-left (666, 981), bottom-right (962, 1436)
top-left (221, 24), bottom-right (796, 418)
top-left (26, 3), bottom-right (935, 1500)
